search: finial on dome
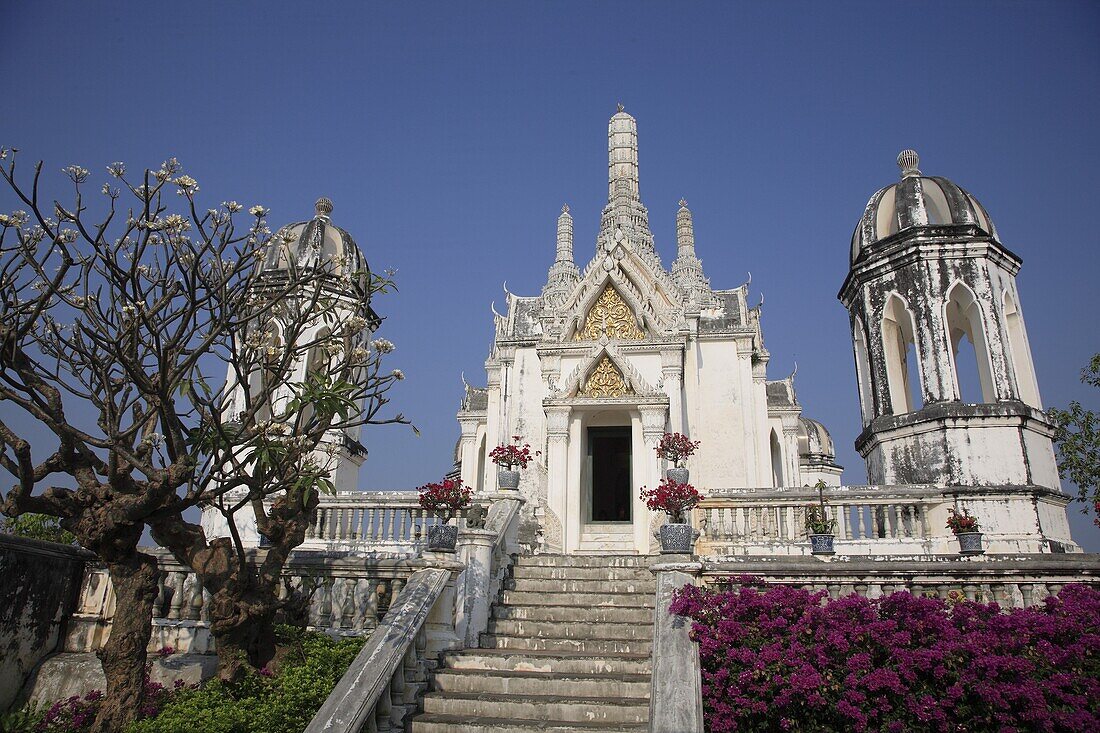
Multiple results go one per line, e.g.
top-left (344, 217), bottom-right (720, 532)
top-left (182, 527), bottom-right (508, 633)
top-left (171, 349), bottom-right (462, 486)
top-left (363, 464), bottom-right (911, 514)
top-left (315, 197), bottom-right (333, 216)
top-left (897, 150), bottom-right (921, 179)
top-left (616, 102), bottom-right (625, 113)
top-left (561, 204), bottom-right (570, 214)
top-left (678, 199), bottom-right (688, 208)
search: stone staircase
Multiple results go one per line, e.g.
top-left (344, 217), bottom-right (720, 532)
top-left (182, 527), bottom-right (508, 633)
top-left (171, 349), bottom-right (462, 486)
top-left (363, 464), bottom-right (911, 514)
top-left (411, 554), bottom-right (654, 732)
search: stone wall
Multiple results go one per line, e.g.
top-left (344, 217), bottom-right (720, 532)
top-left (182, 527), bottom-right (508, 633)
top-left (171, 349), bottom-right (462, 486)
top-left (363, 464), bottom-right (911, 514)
top-left (0, 533), bottom-right (90, 711)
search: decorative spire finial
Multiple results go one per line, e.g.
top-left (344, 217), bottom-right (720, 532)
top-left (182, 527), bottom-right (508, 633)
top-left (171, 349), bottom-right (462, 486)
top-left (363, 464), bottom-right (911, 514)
top-left (679, 198), bottom-right (687, 208)
top-left (617, 102), bottom-right (625, 113)
top-left (315, 197), bottom-right (333, 216)
top-left (897, 150), bottom-right (921, 179)
top-left (561, 204), bottom-right (570, 214)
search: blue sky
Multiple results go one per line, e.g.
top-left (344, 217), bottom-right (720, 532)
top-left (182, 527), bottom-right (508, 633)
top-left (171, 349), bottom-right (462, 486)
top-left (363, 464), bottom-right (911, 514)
top-left (3, 1), bottom-right (1098, 549)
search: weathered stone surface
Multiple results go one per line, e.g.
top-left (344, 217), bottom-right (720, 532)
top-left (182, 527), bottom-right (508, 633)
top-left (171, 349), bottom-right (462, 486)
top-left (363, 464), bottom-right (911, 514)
top-left (0, 535), bottom-right (90, 711)
top-left (22, 652), bottom-right (217, 707)
top-left (306, 567), bottom-right (452, 733)
top-left (411, 554), bottom-right (653, 732)
top-left (509, 577), bottom-right (656, 594)
top-left (648, 561), bottom-right (704, 733)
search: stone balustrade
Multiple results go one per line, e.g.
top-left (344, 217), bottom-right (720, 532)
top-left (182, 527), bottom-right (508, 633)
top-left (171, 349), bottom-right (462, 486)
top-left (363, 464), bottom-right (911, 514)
top-left (698, 554), bottom-right (1100, 607)
top-left (302, 491), bottom-right (441, 552)
top-left (66, 548), bottom-right (451, 656)
top-left (694, 484), bottom-right (1078, 557)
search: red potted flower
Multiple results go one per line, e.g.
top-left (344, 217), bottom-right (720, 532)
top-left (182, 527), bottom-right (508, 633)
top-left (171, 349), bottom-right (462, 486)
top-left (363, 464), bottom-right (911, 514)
top-left (489, 435), bottom-right (540, 491)
top-left (655, 432), bottom-right (700, 484)
top-left (641, 478), bottom-right (703, 553)
top-left (418, 477), bottom-right (472, 552)
top-left (946, 507), bottom-right (983, 556)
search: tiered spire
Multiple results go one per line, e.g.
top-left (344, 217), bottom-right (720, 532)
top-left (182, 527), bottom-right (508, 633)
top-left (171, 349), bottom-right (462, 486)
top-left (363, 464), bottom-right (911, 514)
top-left (555, 204), bottom-right (574, 263)
top-left (597, 105), bottom-right (658, 261)
top-left (675, 199), bottom-right (696, 257)
top-left (671, 199), bottom-right (709, 297)
top-left (608, 103), bottom-right (640, 201)
top-left (541, 204), bottom-right (580, 305)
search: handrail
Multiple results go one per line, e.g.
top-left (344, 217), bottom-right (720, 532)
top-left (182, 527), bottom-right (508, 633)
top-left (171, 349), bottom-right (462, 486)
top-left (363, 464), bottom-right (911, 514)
top-left (486, 493), bottom-right (523, 615)
top-left (305, 567), bottom-right (451, 733)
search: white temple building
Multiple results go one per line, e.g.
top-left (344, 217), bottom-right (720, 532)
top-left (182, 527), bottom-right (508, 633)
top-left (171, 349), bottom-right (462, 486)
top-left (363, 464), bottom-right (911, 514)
top-left (453, 106), bottom-right (1079, 557)
top-left (454, 106), bottom-right (844, 555)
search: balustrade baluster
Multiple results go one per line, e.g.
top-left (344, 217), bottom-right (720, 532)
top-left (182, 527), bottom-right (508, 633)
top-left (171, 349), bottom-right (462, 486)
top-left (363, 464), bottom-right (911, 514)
top-left (330, 578), bottom-right (349, 629)
top-left (882, 505), bottom-right (895, 538)
top-left (153, 574), bottom-right (169, 619)
top-left (382, 508), bottom-right (393, 542)
top-left (184, 574), bottom-right (203, 621)
top-left (351, 577), bottom-right (371, 631)
top-left (856, 505), bottom-right (866, 540)
top-left (313, 579), bottom-right (333, 628)
top-left (374, 679), bottom-right (392, 732)
top-left (368, 506), bottom-right (377, 540)
top-left (167, 572), bottom-right (186, 620)
top-left (390, 578), bottom-right (405, 608)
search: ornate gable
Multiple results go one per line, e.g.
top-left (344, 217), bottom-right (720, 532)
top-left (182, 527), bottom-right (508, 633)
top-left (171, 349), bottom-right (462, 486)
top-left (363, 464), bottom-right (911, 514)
top-left (574, 285), bottom-right (645, 341)
top-left (580, 355), bottom-right (633, 397)
top-left (550, 343), bottom-right (663, 400)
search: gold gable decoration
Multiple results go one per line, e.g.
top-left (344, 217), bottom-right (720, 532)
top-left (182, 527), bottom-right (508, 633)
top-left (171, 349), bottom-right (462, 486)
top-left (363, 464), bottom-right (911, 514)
top-left (580, 355), bottom-right (634, 398)
top-left (574, 286), bottom-right (645, 341)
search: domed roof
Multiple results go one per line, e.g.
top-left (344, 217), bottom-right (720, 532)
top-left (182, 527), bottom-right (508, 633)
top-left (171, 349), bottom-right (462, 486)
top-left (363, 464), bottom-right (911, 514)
top-left (261, 197), bottom-right (369, 282)
top-left (851, 151), bottom-right (999, 264)
top-left (797, 417), bottom-right (835, 460)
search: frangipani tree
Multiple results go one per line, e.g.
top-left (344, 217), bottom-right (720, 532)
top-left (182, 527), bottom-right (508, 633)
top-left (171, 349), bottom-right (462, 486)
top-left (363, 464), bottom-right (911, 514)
top-left (0, 151), bottom-right (408, 730)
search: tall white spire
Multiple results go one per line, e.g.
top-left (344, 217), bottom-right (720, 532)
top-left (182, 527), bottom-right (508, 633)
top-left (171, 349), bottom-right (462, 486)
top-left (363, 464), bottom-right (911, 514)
top-left (676, 198), bottom-right (696, 258)
top-left (672, 199), bottom-right (709, 297)
top-left (608, 103), bottom-right (640, 201)
top-left (555, 204), bottom-right (574, 263)
top-left (542, 204), bottom-right (580, 305)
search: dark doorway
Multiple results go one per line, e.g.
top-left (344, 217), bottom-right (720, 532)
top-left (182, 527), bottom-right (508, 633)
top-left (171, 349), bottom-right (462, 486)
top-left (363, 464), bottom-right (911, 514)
top-left (588, 426), bottom-right (632, 522)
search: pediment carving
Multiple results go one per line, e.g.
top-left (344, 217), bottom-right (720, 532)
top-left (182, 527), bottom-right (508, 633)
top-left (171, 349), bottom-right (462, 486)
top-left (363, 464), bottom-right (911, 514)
top-left (580, 355), bottom-right (634, 398)
top-left (552, 343), bottom-right (661, 399)
top-left (574, 285), bottom-right (645, 341)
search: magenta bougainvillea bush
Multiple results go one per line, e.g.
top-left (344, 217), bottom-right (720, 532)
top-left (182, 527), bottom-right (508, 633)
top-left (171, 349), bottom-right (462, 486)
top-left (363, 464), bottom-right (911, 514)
top-left (670, 579), bottom-right (1100, 732)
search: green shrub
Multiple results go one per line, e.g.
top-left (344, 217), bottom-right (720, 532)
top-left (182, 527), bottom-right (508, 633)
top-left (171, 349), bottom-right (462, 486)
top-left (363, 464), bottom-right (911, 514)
top-left (128, 627), bottom-right (364, 733)
top-left (1, 513), bottom-right (77, 545)
top-left (0, 704), bottom-right (45, 733)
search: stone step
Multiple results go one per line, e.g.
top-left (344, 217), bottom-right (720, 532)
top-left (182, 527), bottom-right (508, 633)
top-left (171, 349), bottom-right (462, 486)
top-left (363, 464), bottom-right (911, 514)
top-left (508, 577), bottom-right (655, 594)
top-left (411, 713), bottom-right (648, 733)
top-left (501, 590), bottom-right (654, 608)
top-left (432, 669), bottom-right (651, 698)
top-left (487, 619), bottom-right (652, 642)
top-left (493, 604), bottom-right (653, 624)
top-left (511, 565), bottom-right (653, 581)
top-left (481, 633), bottom-right (652, 656)
top-left (513, 555), bottom-right (649, 568)
top-left (420, 692), bottom-right (649, 725)
top-left (441, 649), bottom-right (652, 676)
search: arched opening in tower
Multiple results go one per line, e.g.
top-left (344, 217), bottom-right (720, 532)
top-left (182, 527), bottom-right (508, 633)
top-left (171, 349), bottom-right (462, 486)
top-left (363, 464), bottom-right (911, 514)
top-left (1003, 292), bottom-right (1041, 408)
top-left (881, 294), bottom-right (923, 414)
top-left (770, 429), bottom-right (786, 488)
top-left (944, 283), bottom-right (995, 404)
